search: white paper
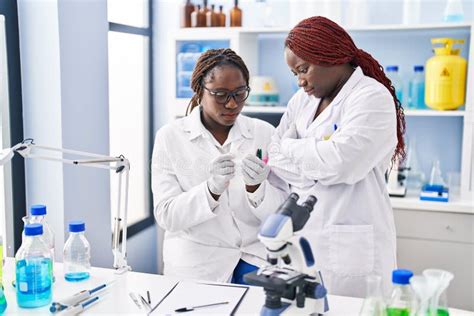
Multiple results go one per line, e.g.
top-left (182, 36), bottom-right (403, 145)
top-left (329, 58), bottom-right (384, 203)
top-left (149, 281), bottom-right (247, 315)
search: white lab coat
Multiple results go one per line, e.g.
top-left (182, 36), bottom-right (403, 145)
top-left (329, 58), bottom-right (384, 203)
top-left (152, 107), bottom-right (288, 282)
top-left (268, 67), bottom-right (398, 297)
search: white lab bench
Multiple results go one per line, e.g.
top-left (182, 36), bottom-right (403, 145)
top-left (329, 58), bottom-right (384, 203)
top-left (390, 195), bottom-right (474, 311)
top-left (1, 258), bottom-right (473, 315)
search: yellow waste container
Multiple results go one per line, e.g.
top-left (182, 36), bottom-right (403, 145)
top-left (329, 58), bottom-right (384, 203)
top-left (425, 38), bottom-right (467, 110)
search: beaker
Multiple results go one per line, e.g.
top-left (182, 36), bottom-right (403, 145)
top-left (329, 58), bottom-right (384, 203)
top-left (359, 275), bottom-right (387, 316)
top-left (405, 138), bottom-right (425, 190)
top-left (429, 160), bottom-right (445, 186)
top-left (443, 0), bottom-right (464, 22)
top-left (447, 172), bottom-right (461, 197)
top-left (410, 275), bottom-right (435, 316)
top-left (423, 269), bottom-right (454, 316)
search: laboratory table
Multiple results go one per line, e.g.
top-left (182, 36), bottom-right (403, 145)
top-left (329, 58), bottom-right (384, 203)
top-left (1, 258), bottom-right (472, 315)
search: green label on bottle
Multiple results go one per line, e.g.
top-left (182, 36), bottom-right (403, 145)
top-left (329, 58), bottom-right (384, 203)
top-left (387, 307), bottom-right (410, 316)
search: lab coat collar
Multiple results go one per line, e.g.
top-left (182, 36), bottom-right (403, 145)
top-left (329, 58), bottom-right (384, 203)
top-left (183, 106), bottom-right (253, 141)
top-left (329, 66), bottom-right (364, 107)
top-left (305, 67), bottom-right (364, 132)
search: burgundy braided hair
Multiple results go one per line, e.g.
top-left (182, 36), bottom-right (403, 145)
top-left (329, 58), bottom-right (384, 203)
top-left (285, 16), bottom-right (406, 162)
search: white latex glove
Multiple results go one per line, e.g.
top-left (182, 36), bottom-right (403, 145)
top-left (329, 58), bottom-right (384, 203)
top-left (242, 154), bottom-right (270, 186)
top-left (207, 153), bottom-right (235, 195)
top-left (282, 123), bottom-right (298, 140)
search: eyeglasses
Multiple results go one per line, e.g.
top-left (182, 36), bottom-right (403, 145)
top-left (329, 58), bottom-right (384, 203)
top-left (203, 86), bottom-right (250, 105)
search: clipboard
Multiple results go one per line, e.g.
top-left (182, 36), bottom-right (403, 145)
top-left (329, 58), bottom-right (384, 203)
top-left (148, 281), bottom-right (248, 315)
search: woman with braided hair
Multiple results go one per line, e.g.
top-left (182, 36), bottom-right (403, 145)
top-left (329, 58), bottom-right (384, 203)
top-left (152, 48), bottom-right (288, 283)
top-left (268, 16), bottom-right (405, 297)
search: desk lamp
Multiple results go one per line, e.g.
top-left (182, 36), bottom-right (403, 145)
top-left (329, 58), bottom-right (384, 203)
top-left (0, 139), bottom-right (131, 274)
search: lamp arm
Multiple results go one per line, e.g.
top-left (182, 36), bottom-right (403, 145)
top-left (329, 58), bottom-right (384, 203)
top-left (113, 167), bottom-right (130, 274)
top-left (9, 140), bottom-right (131, 273)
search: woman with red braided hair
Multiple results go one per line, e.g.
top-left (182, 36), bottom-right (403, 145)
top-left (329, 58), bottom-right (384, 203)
top-left (268, 16), bottom-right (406, 297)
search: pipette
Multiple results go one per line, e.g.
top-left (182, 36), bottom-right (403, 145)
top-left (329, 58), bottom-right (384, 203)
top-left (50, 281), bottom-right (115, 313)
top-left (56, 292), bottom-right (106, 315)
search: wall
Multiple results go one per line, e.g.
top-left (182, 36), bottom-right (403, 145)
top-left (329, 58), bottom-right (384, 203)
top-left (127, 225), bottom-right (157, 274)
top-left (18, 0), bottom-right (66, 260)
top-left (18, 0), bottom-right (157, 273)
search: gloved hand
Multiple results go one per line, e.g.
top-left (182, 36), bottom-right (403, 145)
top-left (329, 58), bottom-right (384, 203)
top-left (282, 123), bottom-right (298, 140)
top-left (242, 154), bottom-right (270, 186)
top-left (207, 153), bottom-right (235, 195)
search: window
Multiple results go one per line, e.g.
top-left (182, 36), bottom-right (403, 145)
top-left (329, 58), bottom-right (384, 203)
top-left (0, 15), bottom-right (8, 249)
top-left (107, 0), bottom-right (153, 236)
top-left (0, 0), bottom-right (26, 255)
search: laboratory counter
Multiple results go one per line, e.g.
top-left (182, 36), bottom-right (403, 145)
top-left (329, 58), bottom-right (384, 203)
top-left (1, 258), bottom-right (472, 315)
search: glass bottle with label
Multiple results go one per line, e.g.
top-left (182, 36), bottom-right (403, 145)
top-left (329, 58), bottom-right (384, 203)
top-left (206, 4), bottom-right (219, 27)
top-left (218, 5), bottom-right (226, 27)
top-left (191, 4), bottom-right (206, 27)
top-left (181, 0), bottom-right (194, 28)
top-left (230, 0), bottom-right (242, 27)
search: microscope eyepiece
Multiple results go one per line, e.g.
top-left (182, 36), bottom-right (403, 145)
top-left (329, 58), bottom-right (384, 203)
top-left (289, 193), bottom-right (299, 201)
top-left (302, 195), bottom-right (317, 211)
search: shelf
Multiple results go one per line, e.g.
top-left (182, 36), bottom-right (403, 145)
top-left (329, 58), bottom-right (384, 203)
top-left (174, 100), bottom-right (469, 117)
top-left (242, 106), bottom-right (286, 114)
top-left (390, 194), bottom-right (474, 214)
top-left (404, 110), bottom-right (466, 117)
top-left (175, 23), bottom-right (472, 39)
top-left (345, 22), bottom-right (472, 32)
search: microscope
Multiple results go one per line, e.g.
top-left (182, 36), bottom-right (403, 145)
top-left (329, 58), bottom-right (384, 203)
top-left (244, 193), bottom-right (329, 315)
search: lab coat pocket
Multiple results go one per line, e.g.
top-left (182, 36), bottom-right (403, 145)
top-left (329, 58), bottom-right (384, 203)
top-left (328, 224), bottom-right (374, 277)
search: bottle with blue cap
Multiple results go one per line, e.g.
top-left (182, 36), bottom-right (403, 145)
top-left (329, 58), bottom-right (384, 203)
top-left (15, 223), bottom-right (53, 308)
top-left (386, 269), bottom-right (417, 316)
top-left (0, 235), bottom-right (6, 314)
top-left (63, 221), bottom-right (91, 282)
top-left (24, 205), bottom-right (55, 262)
top-left (385, 66), bottom-right (404, 105)
top-left (408, 65), bottom-right (425, 109)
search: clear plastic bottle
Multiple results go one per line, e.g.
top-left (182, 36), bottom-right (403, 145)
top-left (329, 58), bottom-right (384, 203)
top-left (15, 223), bottom-right (53, 308)
top-left (27, 205), bottom-right (55, 262)
top-left (408, 66), bottom-right (425, 110)
top-left (359, 275), bottom-right (387, 316)
top-left (386, 66), bottom-right (403, 105)
top-left (386, 269), bottom-right (416, 316)
top-left (63, 221), bottom-right (91, 282)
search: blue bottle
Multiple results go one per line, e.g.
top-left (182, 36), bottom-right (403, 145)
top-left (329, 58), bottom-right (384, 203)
top-left (15, 224), bottom-right (53, 308)
top-left (0, 235), bottom-right (5, 314)
top-left (408, 65), bottom-right (425, 109)
top-left (386, 66), bottom-right (403, 104)
top-left (0, 284), bottom-right (7, 314)
top-left (63, 221), bottom-right (91, 282)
